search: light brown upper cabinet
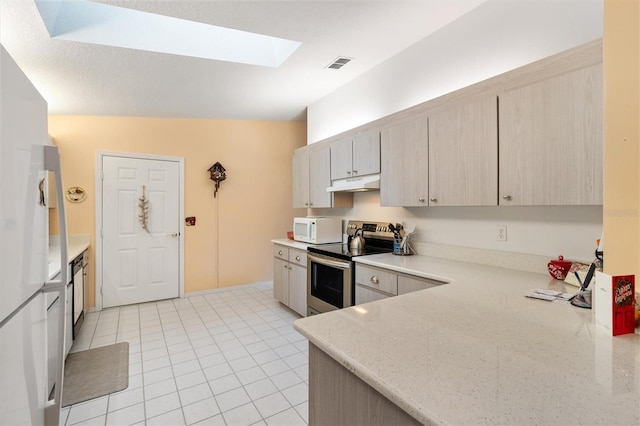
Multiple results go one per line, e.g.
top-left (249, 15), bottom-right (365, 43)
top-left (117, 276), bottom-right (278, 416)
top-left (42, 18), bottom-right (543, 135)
top-left (330, 131), bottom-right (381, 180)
top-left (293, 145), bottom-right (352, 209)
top-left (292, 148), bottom-right (310, 208)
top-left (428, 95), bottom-right (498, 206)
top-left (380, 115), bottom-right (429, 207)
top-left (498, 63), bottom-right (603, 205)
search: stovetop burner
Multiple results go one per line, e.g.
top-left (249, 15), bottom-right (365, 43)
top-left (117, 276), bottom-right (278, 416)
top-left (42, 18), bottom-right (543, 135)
top-left (307, 243), bottom-right (392, 261)
top-left (307, 220), bottom-right (395, 261)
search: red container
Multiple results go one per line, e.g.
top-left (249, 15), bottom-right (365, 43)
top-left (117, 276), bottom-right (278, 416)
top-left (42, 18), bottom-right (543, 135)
top-left (547, 255), bottom-right (572, 280)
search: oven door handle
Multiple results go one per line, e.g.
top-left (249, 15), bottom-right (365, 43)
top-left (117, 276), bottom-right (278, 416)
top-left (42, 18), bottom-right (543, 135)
top-left (308, 253), bottom-right (351, 270)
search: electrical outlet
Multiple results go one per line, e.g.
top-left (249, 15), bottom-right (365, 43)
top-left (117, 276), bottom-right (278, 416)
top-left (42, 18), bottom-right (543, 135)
top-left (497, 225), bottom-right (507, 242)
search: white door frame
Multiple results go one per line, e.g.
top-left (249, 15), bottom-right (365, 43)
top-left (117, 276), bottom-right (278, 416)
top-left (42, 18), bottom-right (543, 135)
top-left (95, 151), bottom-right (185, 311)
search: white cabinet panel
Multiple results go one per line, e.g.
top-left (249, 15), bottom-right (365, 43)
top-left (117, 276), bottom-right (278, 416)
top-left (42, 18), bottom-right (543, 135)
top-left (65, 283), bottom-right (73, 356)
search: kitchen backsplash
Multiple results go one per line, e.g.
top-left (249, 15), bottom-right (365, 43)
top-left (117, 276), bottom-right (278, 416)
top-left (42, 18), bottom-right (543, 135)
top-left (311, 191), bottom-right (603, 266)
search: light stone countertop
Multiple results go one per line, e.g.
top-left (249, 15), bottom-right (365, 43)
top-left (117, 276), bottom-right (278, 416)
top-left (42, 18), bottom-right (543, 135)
top-left (271, 238), bottom-right (315, 251)
top-left (294, 253), bottom-right (640, 425)
top-left (48, 234), bottom-right (90, 280)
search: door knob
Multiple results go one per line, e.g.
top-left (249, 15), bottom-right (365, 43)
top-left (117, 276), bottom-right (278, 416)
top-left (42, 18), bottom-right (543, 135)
top-left (168, 232), bottom-right (179, 237)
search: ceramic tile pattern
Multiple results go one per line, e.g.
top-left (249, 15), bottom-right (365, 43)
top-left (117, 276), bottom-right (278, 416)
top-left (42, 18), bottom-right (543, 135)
top-left (60, 283), bottom-right (308, 426)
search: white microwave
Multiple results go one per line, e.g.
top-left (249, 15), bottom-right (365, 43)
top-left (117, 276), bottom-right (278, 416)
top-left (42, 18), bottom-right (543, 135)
top-left (293, 217), bottom-right (342, 244)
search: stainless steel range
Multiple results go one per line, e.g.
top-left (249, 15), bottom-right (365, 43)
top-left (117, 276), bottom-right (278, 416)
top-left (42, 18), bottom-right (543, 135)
top-left (307, 220), bottom-right (395, 316)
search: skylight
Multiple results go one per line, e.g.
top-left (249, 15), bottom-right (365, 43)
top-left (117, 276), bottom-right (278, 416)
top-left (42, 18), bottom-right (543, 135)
top-left (34, 0), bottom-right (302, 68)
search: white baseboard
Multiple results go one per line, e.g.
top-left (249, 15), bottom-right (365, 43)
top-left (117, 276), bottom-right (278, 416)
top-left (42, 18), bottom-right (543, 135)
top-left (185, 280), bottom-right (273, 298)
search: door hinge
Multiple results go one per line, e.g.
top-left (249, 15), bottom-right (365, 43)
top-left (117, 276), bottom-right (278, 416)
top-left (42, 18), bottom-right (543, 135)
top-left (100, 229), bottom-right (103, 238)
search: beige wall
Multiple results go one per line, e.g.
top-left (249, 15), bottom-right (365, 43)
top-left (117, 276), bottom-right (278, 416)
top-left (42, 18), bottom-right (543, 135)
top-left (48, 115), bottom-right (306, 308)
top-left (603, 0), bottom-right (639, 277)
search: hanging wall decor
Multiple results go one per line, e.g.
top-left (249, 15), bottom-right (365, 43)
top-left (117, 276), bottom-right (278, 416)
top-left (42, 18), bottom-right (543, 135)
top-left (207, 162), bottom-right (226, 198)
top-left (138, 185), bottom-right (150, 233)
top-left (65, 186), bottom-right (87, 203)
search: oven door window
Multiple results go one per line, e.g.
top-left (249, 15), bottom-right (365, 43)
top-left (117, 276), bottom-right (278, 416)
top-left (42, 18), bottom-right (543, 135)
top-left (310, 261), bottom-right (344, 309)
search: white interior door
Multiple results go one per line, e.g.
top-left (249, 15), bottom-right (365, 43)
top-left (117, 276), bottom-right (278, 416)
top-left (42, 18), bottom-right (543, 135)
top-left (101, 155), bottom-right (180, 308)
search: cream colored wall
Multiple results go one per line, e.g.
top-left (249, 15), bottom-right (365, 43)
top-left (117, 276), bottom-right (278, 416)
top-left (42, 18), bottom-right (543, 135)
top-left (48, 115), bottom-right (306, 308)
top-left (602, 0), bottom-right (639, 277)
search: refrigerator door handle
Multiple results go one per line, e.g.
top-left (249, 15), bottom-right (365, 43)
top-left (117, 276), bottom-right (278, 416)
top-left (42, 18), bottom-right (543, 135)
top-left (42, 145), bottom-right (68, 416)
top-left (44, 145), bottom-right (68, 289)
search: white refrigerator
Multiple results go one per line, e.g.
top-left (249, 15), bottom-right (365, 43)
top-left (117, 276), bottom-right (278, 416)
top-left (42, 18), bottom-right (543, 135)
top-left (0, 45), bottom-right (68, 424)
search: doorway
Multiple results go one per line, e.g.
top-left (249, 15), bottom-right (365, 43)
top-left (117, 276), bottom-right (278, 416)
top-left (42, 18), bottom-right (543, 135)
top-left (96, 152), bottom-right (184, 310)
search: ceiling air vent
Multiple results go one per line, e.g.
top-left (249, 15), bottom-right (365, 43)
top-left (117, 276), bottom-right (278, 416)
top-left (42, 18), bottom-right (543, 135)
top-left (326, 56), bottom-right (353, 70)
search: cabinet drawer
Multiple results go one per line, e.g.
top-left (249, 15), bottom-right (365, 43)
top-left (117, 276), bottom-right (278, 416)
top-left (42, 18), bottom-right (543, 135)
top-left (397, 274), bottom-right (446, 295)
top-left (355, 284), bottom-right (391, 305)
top-left (288, 249), bottom-right (307, 266)
top-left (273, 245), bottom-right (289, 261)
top-left (356, 265), bottom-right (397, 295)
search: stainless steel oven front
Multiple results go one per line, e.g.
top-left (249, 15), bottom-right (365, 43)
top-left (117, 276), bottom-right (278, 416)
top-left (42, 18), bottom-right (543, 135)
top-left (307, 252), bottom-right (353, 315)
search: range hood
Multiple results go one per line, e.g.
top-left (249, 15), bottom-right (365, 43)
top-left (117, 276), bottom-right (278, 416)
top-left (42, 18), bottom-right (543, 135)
top-left (326, 174), bottom-right (380, 193)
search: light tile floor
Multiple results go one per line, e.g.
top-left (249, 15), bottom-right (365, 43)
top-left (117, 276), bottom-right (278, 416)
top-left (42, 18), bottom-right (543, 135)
top-left (59, 283), bottom-right (309, 426)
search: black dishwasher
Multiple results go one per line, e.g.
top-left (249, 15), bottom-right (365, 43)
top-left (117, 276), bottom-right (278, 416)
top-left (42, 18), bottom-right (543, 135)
top-left (71, 255), bottom-right (84, 338)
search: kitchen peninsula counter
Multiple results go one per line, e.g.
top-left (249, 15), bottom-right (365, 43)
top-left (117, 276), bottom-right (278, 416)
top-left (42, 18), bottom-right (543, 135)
top-left (294, 253), bottom-right (640, 425)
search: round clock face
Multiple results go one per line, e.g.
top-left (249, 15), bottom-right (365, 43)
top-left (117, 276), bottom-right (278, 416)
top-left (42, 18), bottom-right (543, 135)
top-left (65, 186), bottom-right (86, 203)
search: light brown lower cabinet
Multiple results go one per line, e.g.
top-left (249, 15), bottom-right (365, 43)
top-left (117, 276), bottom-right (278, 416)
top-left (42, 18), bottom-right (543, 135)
top-left (273, 244), bottom-right (307, 317)
top-left (309, 343), bottom-right (421, 425)
top-left (355, 264), bottom-right (446, 305)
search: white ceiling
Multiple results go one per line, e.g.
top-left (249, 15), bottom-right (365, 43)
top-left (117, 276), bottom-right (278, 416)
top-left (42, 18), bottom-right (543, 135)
top-left (0, 0), bottom-right (487, 121)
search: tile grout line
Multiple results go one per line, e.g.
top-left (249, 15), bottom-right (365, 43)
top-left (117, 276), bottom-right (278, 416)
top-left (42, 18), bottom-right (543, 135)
top-left (66, 284), bottom-right (308, 426)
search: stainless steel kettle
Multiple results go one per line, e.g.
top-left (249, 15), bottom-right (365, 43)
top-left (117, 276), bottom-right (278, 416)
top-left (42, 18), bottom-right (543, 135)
top-left (350, 228), bottom-right (366, 250)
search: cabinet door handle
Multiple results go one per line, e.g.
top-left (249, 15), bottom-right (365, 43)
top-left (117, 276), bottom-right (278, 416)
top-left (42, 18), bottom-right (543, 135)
top-left (168, 232), bottom-right (179, 237)
top-left (295, 255), bottom-right (301, 261)
top-left (352, 170), bottom-right (357, 174)
top-left (278, 250), bottom-right (283, 256)
top-left (430, 198), bottom-right (437, 202)
top-left (502, 195), bottom-right (512, 201)
top-left (309, 203), bottom-right (313, 207)
top-left (418, 198), bottom-right (425, 203)
top-left (304, 202), bottom-right (309, 206)
top-left (284, 265), bottom-right (288, 269)
top-left (347, 171), bottom-right (351, 174)
top-left (370, 276), bottom-right (379, 284)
